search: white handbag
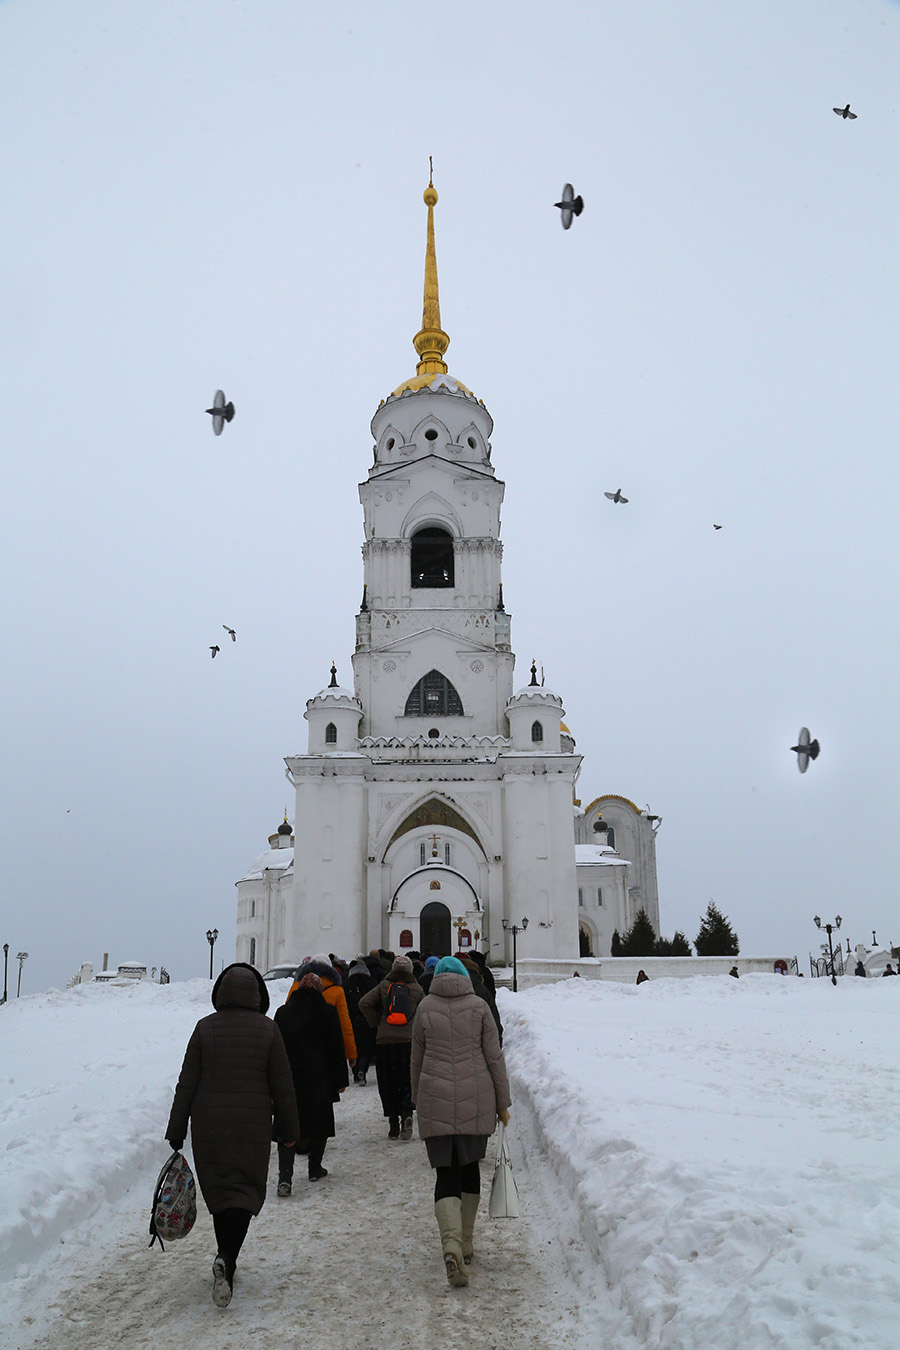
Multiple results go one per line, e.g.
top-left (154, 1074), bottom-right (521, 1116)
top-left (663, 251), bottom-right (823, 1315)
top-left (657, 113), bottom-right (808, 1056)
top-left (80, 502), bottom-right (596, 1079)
top-left (488, 1122), bottom-right (520, 1219)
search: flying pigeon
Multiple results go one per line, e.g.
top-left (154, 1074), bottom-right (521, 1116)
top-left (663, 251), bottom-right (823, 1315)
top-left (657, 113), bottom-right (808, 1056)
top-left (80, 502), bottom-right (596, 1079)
top-left (833, 104), bottom-right (857, 119)
top-left (791, 727), bottom-right (820, 773)
top-left (223, 625), bottom-right (236, 641)
top-left (210, 645), bottom-right (220, 658)
top-left (604, 488), bottom-right (629, 504)
top-left (554, 183), bottom-right (584, 230)
top-left (713, 523), bottom-right (723, 530)
top-left (206, 390), bottom-right (235, 435)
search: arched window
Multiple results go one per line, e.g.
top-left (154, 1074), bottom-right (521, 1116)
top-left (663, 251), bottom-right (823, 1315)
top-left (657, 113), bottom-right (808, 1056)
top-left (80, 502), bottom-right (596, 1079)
top-left (249, 936), bottom-right (256, 966)
top-left (405, 670), bottom-right (463, 717)
top-left (411, 527), bottom-right (454, 588)
top-left (325, 722), bottom-right (337, 744)
top-left (399, 929), bottom-right (414, 949)
top-left (531, 720), bottom-right (544, 743)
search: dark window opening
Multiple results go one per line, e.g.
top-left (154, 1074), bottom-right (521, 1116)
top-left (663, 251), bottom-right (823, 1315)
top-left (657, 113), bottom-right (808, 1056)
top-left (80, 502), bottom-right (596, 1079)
top-left (531, 720), bottom-right (544, 743)
top-left (405, 670), bottom-right (464, 717)
top-left (424, 428), bottom-right (439, 441)
top-left (325, 722), bottom-right (337, 744)
top-left (467, 436), bottom-right (476, 448)
top-left (411, 527), bottom-right (454, 588)
top-left (428, 727), bottom-right (440, 739)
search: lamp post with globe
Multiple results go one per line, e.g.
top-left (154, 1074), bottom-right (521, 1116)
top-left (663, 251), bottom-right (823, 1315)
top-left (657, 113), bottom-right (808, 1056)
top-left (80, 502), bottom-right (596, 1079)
top-left (814, 914), bottom-right (842, 986)
top-left (206, 928), bottom-right (219, 980)
top-left (501, 917), bottom-right (528, 992)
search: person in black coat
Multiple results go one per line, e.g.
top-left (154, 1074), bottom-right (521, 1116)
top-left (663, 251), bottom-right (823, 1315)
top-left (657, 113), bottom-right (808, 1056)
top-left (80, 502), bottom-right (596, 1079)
top-left (345, 957), bottom-right (377, 1084)
top-left (273, 972), bottom-right (349, 1188)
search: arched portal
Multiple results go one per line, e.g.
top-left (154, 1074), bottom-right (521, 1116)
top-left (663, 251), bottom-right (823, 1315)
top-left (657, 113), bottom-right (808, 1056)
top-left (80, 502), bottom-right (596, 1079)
top-left (421, 901), bottom-right (451, 956)
top-left (579, 923), bottom-right (594, 957)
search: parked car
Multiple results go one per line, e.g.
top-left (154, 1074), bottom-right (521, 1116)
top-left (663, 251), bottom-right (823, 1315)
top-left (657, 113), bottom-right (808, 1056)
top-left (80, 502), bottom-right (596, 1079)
top-left (262, 963), bottom-right (299, 982)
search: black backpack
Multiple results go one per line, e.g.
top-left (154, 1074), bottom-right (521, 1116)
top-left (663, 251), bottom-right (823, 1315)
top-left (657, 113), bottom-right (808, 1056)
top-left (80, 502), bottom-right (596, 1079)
top-left (385, 981), bottom-right (412, 1026)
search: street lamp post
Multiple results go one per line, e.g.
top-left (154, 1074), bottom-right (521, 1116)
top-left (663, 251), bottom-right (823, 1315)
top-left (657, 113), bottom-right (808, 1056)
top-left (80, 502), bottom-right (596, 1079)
top-left (206, 928), bottom-right (219, 980)
top-left (16, 952), bottom-right (28, 998)
top-left (2, 943), bottom-right (8, 1005)
top-left (813, 914), bottom-right (842, 986)
top-left (501, 917), bottom-right (528, 992)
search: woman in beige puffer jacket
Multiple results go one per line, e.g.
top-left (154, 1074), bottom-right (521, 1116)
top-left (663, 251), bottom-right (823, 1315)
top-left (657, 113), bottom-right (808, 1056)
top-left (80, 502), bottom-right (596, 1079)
top-left (410, 956), bottom-right (511, 1288)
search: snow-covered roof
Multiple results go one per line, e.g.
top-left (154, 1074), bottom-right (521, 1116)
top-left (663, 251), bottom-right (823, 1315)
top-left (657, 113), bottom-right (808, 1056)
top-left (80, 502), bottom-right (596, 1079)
top-left (307, 685), bottom-right (359, 705)
top-left (237, 847), bottom-right (294, 883)
top-left (508, 685), bottom-right (563, 706)
top-left (575, 844), bottom-right (630, 868)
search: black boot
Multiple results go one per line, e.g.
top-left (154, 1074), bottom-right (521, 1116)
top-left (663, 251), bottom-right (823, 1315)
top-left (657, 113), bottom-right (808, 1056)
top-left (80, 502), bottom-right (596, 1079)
top-left (388, 1115), bottom-right (400, 1139)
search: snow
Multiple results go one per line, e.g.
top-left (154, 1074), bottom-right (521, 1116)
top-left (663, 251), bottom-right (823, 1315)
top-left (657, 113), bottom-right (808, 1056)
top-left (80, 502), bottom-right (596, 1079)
top-left (2, 974), bottom-right (898, 1347)
top-left (575, 843), bottom-right (629, 866)
top-left (237, 846), bottom-right (294, 881)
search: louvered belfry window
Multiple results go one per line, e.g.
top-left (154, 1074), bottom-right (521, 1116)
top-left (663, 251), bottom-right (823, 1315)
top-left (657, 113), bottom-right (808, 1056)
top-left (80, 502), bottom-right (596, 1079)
top-left (405, 669), bottom-right (464, 717)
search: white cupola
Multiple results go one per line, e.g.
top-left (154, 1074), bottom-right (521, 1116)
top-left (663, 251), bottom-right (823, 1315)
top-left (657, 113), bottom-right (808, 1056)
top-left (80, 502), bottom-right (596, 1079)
top-left (506, 661), bottom-right (564, 751)
top-left (305, 663), bottom-right (363, 752)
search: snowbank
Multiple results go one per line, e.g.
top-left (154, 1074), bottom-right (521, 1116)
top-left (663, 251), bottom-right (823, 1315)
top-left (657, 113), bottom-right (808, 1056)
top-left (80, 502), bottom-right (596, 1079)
top-left (501, 973), bottom-right (900, 1348)
top-left (0, 979), bottom-right (210, 1284)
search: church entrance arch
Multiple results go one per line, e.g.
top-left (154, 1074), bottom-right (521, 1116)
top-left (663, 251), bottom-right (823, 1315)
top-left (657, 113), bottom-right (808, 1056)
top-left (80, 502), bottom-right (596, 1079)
top-left (421, 901), bottom-right (451, 956)
top-left (579, 923), bottom-right (594, 957)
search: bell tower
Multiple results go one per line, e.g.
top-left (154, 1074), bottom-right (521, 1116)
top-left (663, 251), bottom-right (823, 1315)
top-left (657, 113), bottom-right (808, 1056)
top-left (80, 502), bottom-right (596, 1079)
top-left (353, 172), bottom-right (513, 741)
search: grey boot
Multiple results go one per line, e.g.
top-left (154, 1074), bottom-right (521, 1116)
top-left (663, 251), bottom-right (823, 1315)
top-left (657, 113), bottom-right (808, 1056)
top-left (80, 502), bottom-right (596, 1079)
top-left (460, 1191), bottom-right (480, 1263)
top-left (434, 1197), bottom-right (469, 1287)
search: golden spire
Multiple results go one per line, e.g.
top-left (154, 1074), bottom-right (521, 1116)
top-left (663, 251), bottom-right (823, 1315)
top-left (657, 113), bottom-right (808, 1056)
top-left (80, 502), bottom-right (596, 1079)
top-left (412, 158), bottom-right (450, 376)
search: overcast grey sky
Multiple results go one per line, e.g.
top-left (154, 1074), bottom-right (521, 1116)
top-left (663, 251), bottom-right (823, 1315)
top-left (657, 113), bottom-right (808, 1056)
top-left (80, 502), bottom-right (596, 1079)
top-left (1, 0), bottom-right (898, 993)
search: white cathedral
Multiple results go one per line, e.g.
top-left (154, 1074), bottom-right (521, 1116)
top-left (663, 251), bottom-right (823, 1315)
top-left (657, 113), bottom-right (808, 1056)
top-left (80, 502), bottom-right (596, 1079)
top-left (236, 178), bottom-right (661, 971)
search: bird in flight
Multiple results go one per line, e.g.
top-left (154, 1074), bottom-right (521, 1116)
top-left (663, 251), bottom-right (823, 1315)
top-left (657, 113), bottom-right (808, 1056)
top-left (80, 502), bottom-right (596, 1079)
top-left (791, 727), bottom-right (820, 773)
top-left (713, 523), bottom-right (723, 530)
top-left (223, 625), bottom-right (236, 641)
top-left (833, 104), bottom-right (857, 119)
top-left (554, 183), bottom-right (584, 230)
top-left (210, 645), bottom-right (220, 659)
top-left (604, 488), bottom-right (629, 504)
top-left (206, 390), bottom-right (235, 435)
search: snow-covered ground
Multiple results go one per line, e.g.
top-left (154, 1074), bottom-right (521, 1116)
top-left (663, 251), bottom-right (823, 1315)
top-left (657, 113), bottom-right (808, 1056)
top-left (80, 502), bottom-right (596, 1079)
top-left (1, 973), bottom-right (898, 1348)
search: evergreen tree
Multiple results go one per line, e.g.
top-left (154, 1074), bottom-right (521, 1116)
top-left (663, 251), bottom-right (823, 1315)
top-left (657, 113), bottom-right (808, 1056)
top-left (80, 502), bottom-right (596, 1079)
top-left (610, 928), bottom-right (622, 957)
top-left (653, 929), bottom-right (692, 956)
top-left (694, 901), bottom-right (739, 956)
top-left (622, 907), bottom-right (657, 958)
top-left (670, 930), bottom-right (692, 956)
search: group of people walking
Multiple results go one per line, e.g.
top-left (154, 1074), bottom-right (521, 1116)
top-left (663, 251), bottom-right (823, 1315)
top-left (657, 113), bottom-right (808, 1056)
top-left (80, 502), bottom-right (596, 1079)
top-left (165, 946), bottom-right (510, 1306)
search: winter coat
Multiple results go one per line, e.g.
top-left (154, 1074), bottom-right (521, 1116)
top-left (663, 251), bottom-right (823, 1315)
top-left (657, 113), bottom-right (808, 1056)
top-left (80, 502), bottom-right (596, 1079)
top-left (468, 951), bottom-right (497, 999)
top-left (458, 956), bottom-right (504, 1045)
top-left (287, 960), bottom-right (358, 1061)
top-left (345, 961), bottom-right (377, 1057)
top-left (410, 970), bottom-right (511, 1139)
top-left (274, 986), bottom-right (349, 1142)
top-left (358, 964), bottom-right (424, 1045)
top-left (166, 963), bottom-right (299, 1216)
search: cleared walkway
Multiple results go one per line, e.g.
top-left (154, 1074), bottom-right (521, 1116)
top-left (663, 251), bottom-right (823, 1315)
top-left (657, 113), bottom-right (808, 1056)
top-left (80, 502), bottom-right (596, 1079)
top-left (15, 1078), bottom-right (613, 1350)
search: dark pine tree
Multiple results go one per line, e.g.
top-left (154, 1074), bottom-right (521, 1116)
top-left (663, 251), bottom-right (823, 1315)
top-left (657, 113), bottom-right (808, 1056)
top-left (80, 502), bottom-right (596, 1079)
top-left (610, 928), bottom-right (622, 957)
top-left (694, 902), bottom-right (740, 956)
top-left (623, 907), bottom-right (657, 958)
top-left (670, 930), bottom-right (692, 956)
top-left (654, 930), bottom-right (692, 956)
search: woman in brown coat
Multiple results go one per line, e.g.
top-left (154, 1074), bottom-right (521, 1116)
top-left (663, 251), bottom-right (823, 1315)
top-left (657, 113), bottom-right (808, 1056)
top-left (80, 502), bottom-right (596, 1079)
top-left (166, 963), bottom-right (299, 1308)
top-left (410, 956), bottom-right (511, 1288)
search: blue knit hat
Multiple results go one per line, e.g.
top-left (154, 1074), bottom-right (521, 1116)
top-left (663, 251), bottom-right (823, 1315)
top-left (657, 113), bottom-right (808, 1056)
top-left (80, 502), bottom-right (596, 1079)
top-left (424, 955), bottom-right (440, 971)
top-left (435, 956), bottom-right (470, 978)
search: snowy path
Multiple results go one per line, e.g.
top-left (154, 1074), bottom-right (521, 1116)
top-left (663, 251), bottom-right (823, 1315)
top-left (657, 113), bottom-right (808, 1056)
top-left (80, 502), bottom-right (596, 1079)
top-left (12, 1080), bottom-right (616, 1350)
